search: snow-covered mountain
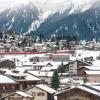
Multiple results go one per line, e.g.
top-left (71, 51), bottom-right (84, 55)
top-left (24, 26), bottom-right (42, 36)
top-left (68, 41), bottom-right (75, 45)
top-left (0, 0), bottom-right (100, 40)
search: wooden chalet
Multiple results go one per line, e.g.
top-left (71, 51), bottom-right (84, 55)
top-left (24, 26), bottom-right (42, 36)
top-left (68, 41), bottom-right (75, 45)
top-left (56, 84), bottom-right (100, 100)
top-left (65, 60), bottom-right (91, 75)
top-left (0, 75), bottom-right (18, 97)
top-left (2, 84), bottom-right (56, 100)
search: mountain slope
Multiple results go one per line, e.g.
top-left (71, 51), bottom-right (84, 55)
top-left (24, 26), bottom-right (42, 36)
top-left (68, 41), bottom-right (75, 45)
top-left (0, 0), bottom-right (100, 40)
top-left (36, 8), bottom-right (100, 40)
top-left (0, 3), bottom-right (40, 34)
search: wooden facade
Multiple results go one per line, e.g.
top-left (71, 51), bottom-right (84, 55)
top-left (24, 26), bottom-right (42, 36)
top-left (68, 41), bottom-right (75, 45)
top-left (9, 74), bottom-right (40, 90)
top-left (2, 93), bottom-right (33, 100)
top-left (2, 84), bottom-right (55, 100)
top-left (77, 67), bottom-right (89, 77)
top-left (0, 60), bottom-right (16, 69)
top-left (65, 60), bottom-right (91, 75)
top-left (57, 87), bottom-right (100, 100)
top-left (0, 83), bottom-right (18, 97)
top-left (0, 73), bottom-right (40, 98)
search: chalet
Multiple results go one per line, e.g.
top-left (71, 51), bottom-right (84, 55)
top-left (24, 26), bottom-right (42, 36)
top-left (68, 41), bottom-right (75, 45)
top-left (25, 84), bottom-right (56, 100)
top-left (28, 70), bottom-right (54, 84)
top-left (76, 66), bottom-right (100, 82)
top-left (33, 62), bottom-right (47, 70)
top-left (2, 84), bottom-right (56, 100)
top-left (5, 69), bottom-right (41, 90)
top-left (56, 84), bottom-right (100, 100)
top-left (85, 70), bottom-right (100, 83)
top-left (0, 75), bottom-right (18, 97)
top-left (77, 66), bottom-right (100, 78)
top-left (65, 60), bottom-right (91, 75)
top-left (0, 60), bottom-right (16, 69)
top-left (52, 53), bottom-right (70, 62)
top-left (2, 91), bottom-right (33, 100)
top-left (33, 61), bottom-right (65, 71)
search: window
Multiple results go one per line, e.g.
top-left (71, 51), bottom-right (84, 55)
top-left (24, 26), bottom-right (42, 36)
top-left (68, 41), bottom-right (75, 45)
top-left (37, 92), bottom-right (45, 96)
top-left (9, 97), bottom-right (14, 100)
top-left (3, 86), bottom-right (5, 91)
top-left (32, 92), bottom-right (36, 96)
top-left (9, 96), bottom-right (22, 100)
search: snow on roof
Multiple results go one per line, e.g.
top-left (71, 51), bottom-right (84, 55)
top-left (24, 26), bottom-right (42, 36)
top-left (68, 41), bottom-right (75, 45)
top-left (60, 78), bottom-right (70, 84)
top-left (25, 73), bottom-right (40, 81)
top-left (84, 66), bottom-right (100, 71)
top-left (77, 85), bottom-right (100, 96)
top-left (33, 62), bottom-right (46, 66)
top-left (10, 73), bottom-right (27, 77)
top-left (16, 67), bottom-right (32, 71)
top-left (16, 91), bottom-right (32, 98)
top-left (86, 83), bottom-right (100, 86)
top-left (22, 61), bottom-right (33, 66)
top-left (28, 71), bottom-right (54, 77)
top-left (0, 75), bottom-right (16, 84)
top-left (6, 65), bottom-right (33, 72)
top-left (75, 50), bottom-right (100, 60)
top-left (85, 70), bottom-right (100, 75)
top-left (56, 84), bottom-right (100, 96)
top-left (34, 61), bottom-right (67, 66)
top-left (41, 65), bottom-right (58, 71)
top-left (36, 84), bottom-right (56, 94)
top-left (41, 67), bottom-right (52, 71)
top-left (71, 80), bottom-right (84, 84)
top-left (93, 60), bottom-right (100, 67)
top-left (5, 69), bottom-right (40, 81)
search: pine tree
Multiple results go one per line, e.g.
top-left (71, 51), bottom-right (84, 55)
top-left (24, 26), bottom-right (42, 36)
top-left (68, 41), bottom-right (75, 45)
top-left (57, 61), bottom-right (65, 73)
top-left (51, 70), bottom-right (60, 90)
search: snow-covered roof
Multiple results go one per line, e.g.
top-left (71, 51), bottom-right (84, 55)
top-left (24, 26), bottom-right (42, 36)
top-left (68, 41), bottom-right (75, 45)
top-left (41, 67), bottom-right (52, 71)
top-left (93, 60), bottom-right (100, 67)
top-left (33, 61), bottom-right (68, 67)
top-left (25, 73), bottom-right (40, 81)
top-left (36, 84), bottom-right (56, 94)
top-left (71, 80), bottom-right (84, 85)
top-left (9, 73), bottom-right (27, 77)
top-left (6, 65), bottom-right (33, 73)
top-left (5, 69), bottom-right (40, 81)
top-left (0, 75), bottom-right (17, 84)
top-left (85, 70), bottom-right (100, 75)
top-left (60, 78), bottom-right (70, 84)
top-left (84, 66), bottom-right (100, 71)
top-left (86, 83), bottom-right (100, 86)
top-left (41, 65), bottom-right (58, 71)
top-left (77, 85), bottom-right (100, 96)
top-left (16, 91), bottom-right (32, 98)
top-left (75, 50), bottom-right (100, 61)
top-left (28, 70), bottom-right (54, 77)
top-left (33, 62), bottom-right (46, 66)
top-left (56, 84), bottom-right (100, 97)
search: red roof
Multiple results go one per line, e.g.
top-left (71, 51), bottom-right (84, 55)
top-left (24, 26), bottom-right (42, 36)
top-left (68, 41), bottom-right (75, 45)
top-left (0, 52), bottom-right (47, 55)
